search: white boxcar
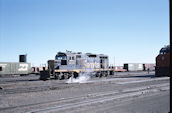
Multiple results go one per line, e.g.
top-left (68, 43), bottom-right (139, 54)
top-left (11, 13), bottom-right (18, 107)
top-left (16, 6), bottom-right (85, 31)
top-left (0, 62), bottom-right (31, 75)
top-left (123, 63), bottom-right (144, 71)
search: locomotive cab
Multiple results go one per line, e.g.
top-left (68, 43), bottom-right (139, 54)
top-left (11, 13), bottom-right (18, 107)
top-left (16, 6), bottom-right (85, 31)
top-left (55, 52), bottom-right (67, 66)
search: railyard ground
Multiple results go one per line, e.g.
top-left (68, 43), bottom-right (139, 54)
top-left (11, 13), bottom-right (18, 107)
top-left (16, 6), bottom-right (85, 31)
top-left (0, 71), bottom-right (170, 113)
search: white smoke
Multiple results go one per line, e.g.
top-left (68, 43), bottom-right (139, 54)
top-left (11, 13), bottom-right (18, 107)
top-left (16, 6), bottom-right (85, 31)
top-left (66, 70), bottom-right (93, 83)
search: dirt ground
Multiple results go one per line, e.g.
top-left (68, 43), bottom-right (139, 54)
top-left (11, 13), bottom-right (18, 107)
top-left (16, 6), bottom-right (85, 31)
top-left (0, 71), bottom-right (170, 113)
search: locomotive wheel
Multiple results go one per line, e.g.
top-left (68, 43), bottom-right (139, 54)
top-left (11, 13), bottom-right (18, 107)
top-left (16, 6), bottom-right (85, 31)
top-left (55, 73), bottom-right (60, 80)
top-left (64, 73), bottom-right (69, 79)
top-left (99, 73), bottom-right (103, 78)
top-left (104, 72), bottom-right (108, 77)
top-left (59, 75), bottom-right (65, 80)
top-left (73, 72), bottom-right (79, 78)
top-left (68, 73), bottom-right (72, 79)
top-left (58, 73), bottom-right (64, 80)
top-left (95, 72), bottom-right (100, 77)
top-left (54, 74), bottom-right (58, 79)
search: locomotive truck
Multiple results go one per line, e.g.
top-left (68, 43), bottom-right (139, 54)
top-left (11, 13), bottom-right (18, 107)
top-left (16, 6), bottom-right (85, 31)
top-left (40, 51), bottom-right (114, 80)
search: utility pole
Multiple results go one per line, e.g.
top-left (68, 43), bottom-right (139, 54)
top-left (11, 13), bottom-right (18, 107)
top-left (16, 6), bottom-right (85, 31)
top-left (114, 56), bottom-right (115, 68)
top-left (114, 56), bottom-right (115, 75)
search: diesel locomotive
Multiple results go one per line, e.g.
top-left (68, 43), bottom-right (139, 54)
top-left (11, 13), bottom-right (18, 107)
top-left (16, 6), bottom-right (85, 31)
top-left (40, 51), bottom-right (114, 80)
top-left (155, 45), bottom-right (170, 77)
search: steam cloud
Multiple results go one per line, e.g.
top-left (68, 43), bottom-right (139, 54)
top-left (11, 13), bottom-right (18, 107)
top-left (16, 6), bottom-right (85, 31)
top-left (66, 70), bottom-right (93, 83)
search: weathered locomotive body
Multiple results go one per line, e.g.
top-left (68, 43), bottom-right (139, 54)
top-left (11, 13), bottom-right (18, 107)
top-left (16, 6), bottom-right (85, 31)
top-left (155, 45), bottom-right (170, 77)
top-left (41, 51), bottom-right (113, 80)
top-left (55, 51), bottom-right (109, 70)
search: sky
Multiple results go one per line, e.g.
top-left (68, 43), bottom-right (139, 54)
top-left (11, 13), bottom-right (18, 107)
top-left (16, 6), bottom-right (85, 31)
top-left (0, 0), bottom-right (169, 66)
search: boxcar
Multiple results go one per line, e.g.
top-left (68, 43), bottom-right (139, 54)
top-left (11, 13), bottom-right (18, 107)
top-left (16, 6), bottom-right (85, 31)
top-left (0, 62), bottom-right (31, 75)
top-left (123, 63), bottom-right (145, 71)
top-left (144, 63), bottom-right (155, 71)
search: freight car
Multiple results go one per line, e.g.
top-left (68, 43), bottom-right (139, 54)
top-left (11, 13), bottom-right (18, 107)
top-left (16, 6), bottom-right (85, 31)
top-left (31, 66), bottom-right (49, 75)
top-left (144, 63), bottom-right (155, 71)
top-left (114, 66), bottom-right (127, 72)
top-left (31, 67), bottom-right (40, 75)
top-left (40, 51), bottom-right (114, 80)
top-left (123, 63), bottom-right (155, 72)
top-left (123, 63), bottom-right (145, 71)
top-left (0, 62), bottom-right (31, 76)
top-left (155, 45), bottom-right (170, 77)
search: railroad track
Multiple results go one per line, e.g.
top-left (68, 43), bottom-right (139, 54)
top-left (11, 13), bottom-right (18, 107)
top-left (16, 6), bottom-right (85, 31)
top-left (0, 71), bottom-right (154, 84)
top-left (0, 76), bottom-right (169, 95)
top-left (0, 82), bottom-right (169, 113)
top-left (0, 83), bottom-right (72, 95)
top-left (28, 83), bottom-right (169, 113)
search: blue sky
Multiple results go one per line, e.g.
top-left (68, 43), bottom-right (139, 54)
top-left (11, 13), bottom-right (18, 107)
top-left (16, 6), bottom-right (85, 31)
top-left (0, 0), bottom-right (169, 66)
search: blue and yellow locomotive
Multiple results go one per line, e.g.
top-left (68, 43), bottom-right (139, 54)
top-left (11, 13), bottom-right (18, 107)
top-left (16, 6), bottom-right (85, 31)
top-left (40, 51), bottom-right (114, 80)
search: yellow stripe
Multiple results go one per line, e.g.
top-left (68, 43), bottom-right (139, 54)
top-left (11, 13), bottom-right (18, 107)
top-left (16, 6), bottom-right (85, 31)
top-left (54, 69), bottom-right (113, 73)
